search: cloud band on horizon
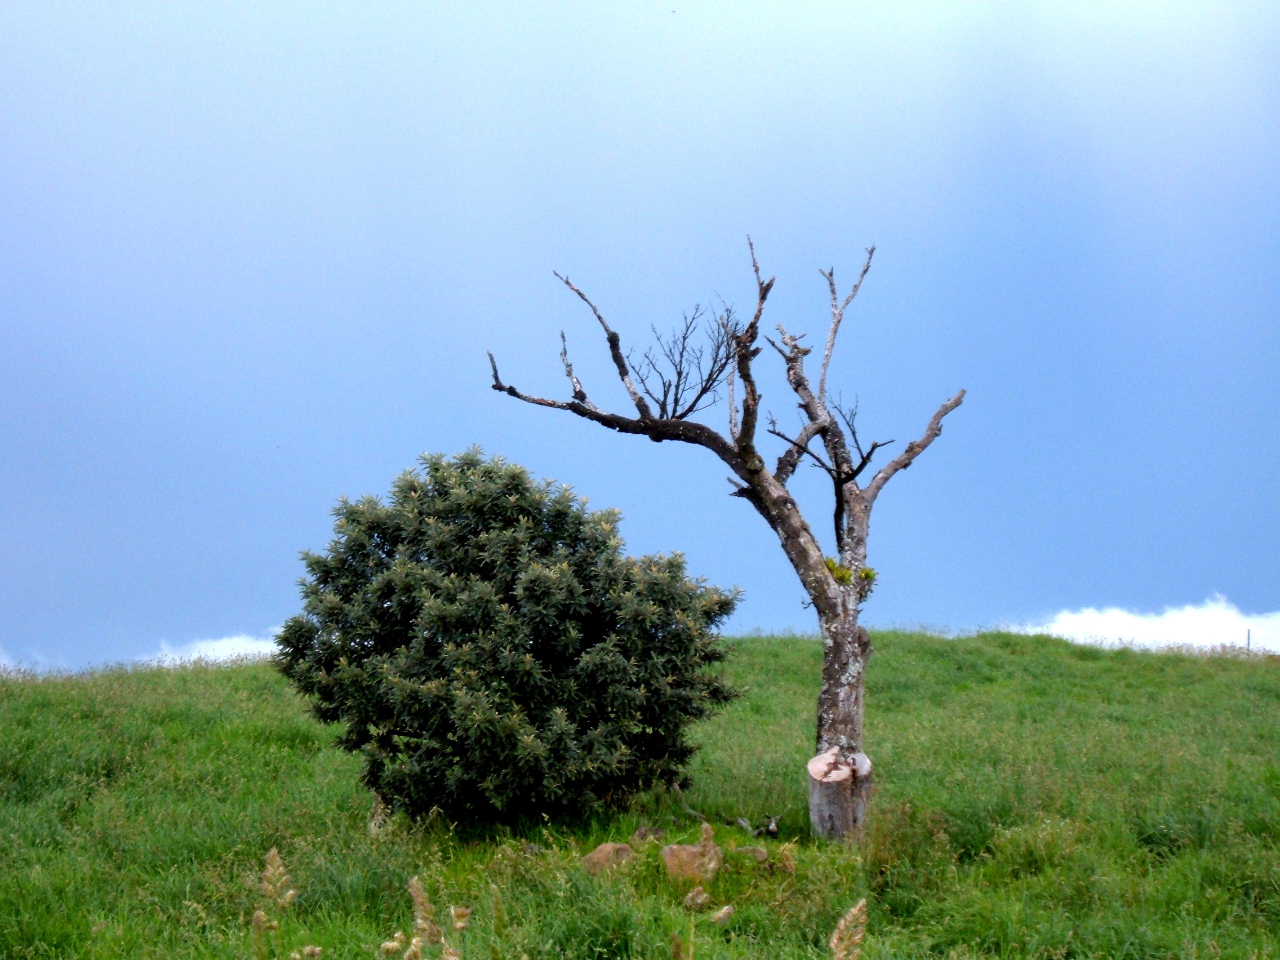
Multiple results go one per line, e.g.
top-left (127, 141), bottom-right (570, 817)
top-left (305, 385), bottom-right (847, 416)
top-left (1009, 594), bottom-right (1277, 654)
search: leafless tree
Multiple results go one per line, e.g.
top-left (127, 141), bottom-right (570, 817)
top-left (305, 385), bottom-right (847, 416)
top-left (488, 240), bottom-right (965, 840)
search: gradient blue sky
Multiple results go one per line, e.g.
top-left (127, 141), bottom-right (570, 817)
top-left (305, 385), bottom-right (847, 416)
top-left (3, 1), bottom-right (1277, 670)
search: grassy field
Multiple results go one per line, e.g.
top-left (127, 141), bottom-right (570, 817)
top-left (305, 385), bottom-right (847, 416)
top-left (2, 631), bottom-right (1277, 959)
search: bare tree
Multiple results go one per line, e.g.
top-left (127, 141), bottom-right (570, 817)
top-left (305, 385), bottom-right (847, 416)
top-left (488, 240), bottom-right (964, 840)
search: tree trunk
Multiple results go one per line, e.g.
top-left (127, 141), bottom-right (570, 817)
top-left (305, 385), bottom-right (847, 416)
top-left (808, 618), bottom-right (873, 840)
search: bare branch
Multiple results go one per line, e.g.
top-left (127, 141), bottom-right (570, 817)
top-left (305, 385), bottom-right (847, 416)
top-left (747, 236), bottom-right (765, 290)
top-left (726, 354), bottom-right (740, 441)
top-left (489, 349), bottom-right (743, 461)
top-left (775, 420), bottom-right (825, 484)
top-left (625, 306), bottom-right (739, 421)
top-left (489, 351), bottom-right (578, 412)
top-left (833, 396), bottom-right (895, 480)
top-left (833, 397), bottom-right (863, 459)
top-left (762, 334), bottom-right (789, 361)
top-left (554, 271), bottom-right (654, 420)
top-left (673, 309), bottom-right (738, 419)
top-left (629, 308), bottom-right (742, 419)
top-left (852, 439), bottom-right (894, 481)
top-left (768, 416), bottom-right (836, 479)
top-left (864, 390), bottom-right (967, 503)
top-left (558, 332), bottom-right (592, 405)
top-left (733, 237), bottom-right (775, 466)
top-left (774, 323), bottom-right (859, 483)
top-left (818, 246), bottom-right (874, 403)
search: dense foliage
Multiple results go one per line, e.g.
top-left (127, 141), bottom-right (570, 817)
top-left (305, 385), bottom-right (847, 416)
top-left (275, 450), bottom-right (738, 824)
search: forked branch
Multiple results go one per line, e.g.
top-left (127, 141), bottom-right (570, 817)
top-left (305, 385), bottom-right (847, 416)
top-left (553, 271), bottom-right (654, 421)
top-left (864, 390), bottom-right (967, 503)
top-left (732, 238), bottom-right (774, 467)
top-left (818, 247), bottom-right (875, 403)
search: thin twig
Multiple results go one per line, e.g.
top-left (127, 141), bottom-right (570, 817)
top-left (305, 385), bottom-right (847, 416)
top-left (768, 416), bottom-right (836, 478)
top-left (818, 246), bottom-right (874, 403)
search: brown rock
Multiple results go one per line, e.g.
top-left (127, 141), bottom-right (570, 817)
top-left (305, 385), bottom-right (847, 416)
top-left (581, 842), bottom-right (634, 876)
top-left (661, 822), bottom-right (723, 883)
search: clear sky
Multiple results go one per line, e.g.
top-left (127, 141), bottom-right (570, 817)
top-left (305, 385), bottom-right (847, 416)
top-left (2, 1), bottom-right (1277, 670)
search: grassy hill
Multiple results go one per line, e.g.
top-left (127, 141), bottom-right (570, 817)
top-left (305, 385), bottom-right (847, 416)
top-left (2, 631), bottom-right (1277, 959)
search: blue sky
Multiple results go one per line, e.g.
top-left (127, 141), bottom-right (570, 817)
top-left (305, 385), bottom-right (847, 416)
top-left (2, 1), bottom-right (1277, 670)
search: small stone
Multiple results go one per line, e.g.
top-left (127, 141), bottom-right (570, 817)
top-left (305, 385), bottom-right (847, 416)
top-left (581, 842), bottom-right (634, 875)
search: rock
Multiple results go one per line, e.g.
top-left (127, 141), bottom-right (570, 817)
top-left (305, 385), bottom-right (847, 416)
top-left (581, 842), bottom-right (634, 875)
top-left (661, 822), bottom-right (723, 883)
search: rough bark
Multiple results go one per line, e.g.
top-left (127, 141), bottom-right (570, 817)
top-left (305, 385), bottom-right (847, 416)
top-left (487, 239), bottom-right (964, 840)
top-left (810, 621), bottom-right (874, 836)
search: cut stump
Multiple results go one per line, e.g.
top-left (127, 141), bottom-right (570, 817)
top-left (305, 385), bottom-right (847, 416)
top-left (807, 746), bottom-right (872, 840)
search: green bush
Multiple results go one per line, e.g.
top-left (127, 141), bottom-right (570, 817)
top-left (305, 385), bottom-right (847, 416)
top-left (276, 450), bottom-right (738, 825)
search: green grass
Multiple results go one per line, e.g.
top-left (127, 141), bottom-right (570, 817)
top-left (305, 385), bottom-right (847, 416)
top-left (2, 632), bottom-right (1278, 959)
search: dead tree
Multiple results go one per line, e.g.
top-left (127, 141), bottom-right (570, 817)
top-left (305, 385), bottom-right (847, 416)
top-left (488, 240), bottom-right (964, 840)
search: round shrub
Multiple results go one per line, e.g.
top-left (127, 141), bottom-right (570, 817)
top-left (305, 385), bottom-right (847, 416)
top-left (276, 449), bottom-right (739, 824)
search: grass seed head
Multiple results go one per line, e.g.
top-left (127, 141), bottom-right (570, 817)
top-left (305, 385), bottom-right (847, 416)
top-left (369, 795), bottom-right (391, 838)
top-left (777, 841), bottom-right (798, 874)
top-left (829, 898), bottom-right (867, 960)
top-left (711, 904), bottom-right (735, 925)
top-left (259, 848), bottom-right (298, 909)
top-left (406, 876), bottom-right (443, 943)
top-left (683, 885), bottom-right (711, 910)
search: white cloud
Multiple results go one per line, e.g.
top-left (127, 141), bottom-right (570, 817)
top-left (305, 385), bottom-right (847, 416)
top-left (149, 628), bottom-right (280, 666)
top-left (1009, 595), bottom-right (1279, 654)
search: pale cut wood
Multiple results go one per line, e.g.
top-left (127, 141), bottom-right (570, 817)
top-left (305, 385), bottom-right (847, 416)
top-left (807, 746), bottom-right (851, 782)
top-left (808, 748), bottom-right (873, 839)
